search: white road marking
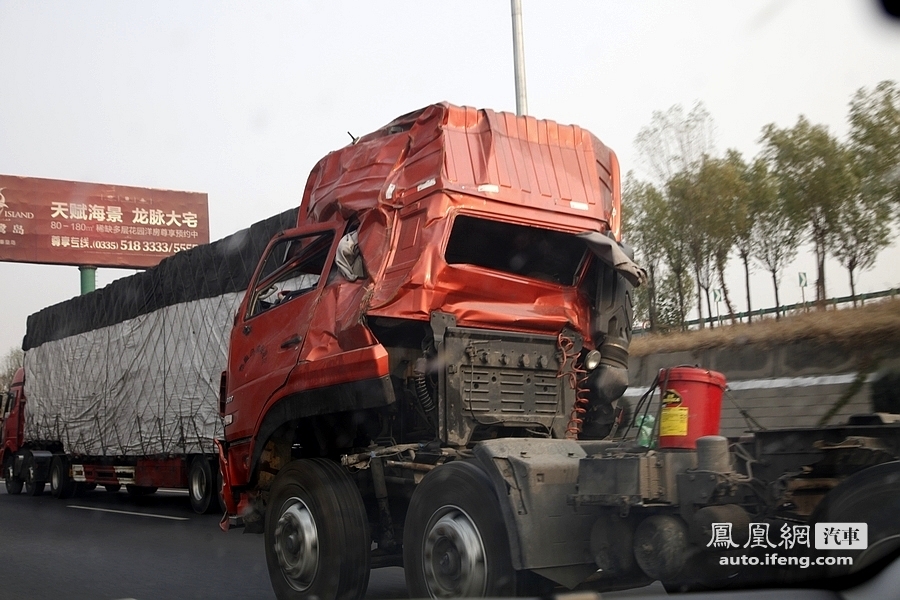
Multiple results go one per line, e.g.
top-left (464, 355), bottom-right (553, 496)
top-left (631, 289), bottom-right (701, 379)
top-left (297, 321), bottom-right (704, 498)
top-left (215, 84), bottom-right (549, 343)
top-left (67, 505), bottom-right (189, 521)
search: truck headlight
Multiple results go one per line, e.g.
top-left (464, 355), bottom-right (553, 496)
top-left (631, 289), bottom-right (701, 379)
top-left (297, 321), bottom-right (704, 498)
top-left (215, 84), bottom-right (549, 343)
top-left (584, 350), bottom-right (602, 372)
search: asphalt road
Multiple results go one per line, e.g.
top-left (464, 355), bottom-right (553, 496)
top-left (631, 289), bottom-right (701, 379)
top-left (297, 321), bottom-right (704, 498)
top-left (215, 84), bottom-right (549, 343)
top-left (0, 486), bottom-right (665, 600)
top-left (0, 486), bottom-right (408, 600)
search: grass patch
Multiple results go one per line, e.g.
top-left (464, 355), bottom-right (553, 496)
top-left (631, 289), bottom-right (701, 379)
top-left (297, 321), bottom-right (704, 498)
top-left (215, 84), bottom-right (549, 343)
top-left (631, 298), bottom-right (900, 357)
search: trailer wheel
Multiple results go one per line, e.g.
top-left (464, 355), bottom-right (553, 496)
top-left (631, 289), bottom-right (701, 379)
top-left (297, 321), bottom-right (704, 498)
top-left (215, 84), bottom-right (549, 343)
top-left (4, 462), bottom-right (23, 495)
top-left (265, 458), bottom-right (370, 600)
top-left (810, 460), bottom-right (900, 575)
top-left (189, 456), bottom-right (218, 514)
top-left (403, 461), bottom-right (517, 598)
top-left (49, 456), bottom-right (76, 499)
top-left (23, 453), bottom-right (45, 496)
top-left (104, 484), bottom-right (121, 493)
top-left (126, 485), bottom-right (158, 497)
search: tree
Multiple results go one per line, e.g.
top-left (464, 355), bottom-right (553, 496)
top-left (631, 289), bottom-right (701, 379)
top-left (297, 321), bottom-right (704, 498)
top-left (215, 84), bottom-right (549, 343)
top-left (833, 185), bottom-right (892, 304)
top-left (848, 80), bottom-right (900, 216)
top-left (749, 160), bottom-right (802, 318)
top-left (635, 102), bottom-right (716, 186)
top-left (0, 347), bottom-right (24, 393)
top-left (834, 81), bottom-right (900, 304)
top-left (761, 117), bottom-right (855, 304)
top-left (654, 269), bottom-right (695, 332)
top-left (634, 102), bottom-right (717, 328)
top-left (622, 176), bottom-right (667, 331)
top-left (667, 169), bottom-right (713, 327)
top-left (734, 155), bottom-right (767, 321)
top-left (695, 151), bottom-right (747, 323)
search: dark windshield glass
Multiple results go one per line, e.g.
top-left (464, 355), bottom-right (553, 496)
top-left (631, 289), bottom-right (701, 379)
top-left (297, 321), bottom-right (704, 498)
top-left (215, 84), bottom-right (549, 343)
top-left (445, 215), bottom-right (586, 285)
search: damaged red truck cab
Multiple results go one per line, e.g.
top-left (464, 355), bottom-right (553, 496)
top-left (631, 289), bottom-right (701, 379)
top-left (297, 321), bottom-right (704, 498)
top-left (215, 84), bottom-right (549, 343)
top-left (217, 103), bottom-right (642, 599)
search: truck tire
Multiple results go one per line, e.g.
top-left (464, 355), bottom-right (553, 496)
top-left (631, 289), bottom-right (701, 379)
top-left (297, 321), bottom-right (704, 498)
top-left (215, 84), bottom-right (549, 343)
top-left (49, 456), bottom-right (76, 499)
top-left (126, 484), bottom-right (158, 497)
top-left (403, 461), bottom-right (517, 598)
top-left (23, 453), bottom-right (45, 496)
top-left (265, 458), bottom-right (370, 600)
top-left (810, 460), bottom-right (900, 575)
top-left (104, 484), bottom-right (121, 493)
top-left (188, 456), bottom-right (217, 514)
top-left (4, 462), bottom-right (23, 495)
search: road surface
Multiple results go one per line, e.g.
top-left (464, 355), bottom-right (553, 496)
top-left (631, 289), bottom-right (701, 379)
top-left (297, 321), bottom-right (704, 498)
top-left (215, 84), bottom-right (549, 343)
top-left (0, 486), bottom-right (407, 600)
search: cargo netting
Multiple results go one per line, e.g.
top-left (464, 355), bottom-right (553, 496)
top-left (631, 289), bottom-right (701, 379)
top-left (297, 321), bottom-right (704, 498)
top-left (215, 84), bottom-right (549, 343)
top-left (22, 208), bottom-right (297, 456)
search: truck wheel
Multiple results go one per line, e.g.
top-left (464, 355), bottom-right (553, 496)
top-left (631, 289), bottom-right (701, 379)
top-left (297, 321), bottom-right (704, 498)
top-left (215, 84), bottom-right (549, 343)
top-left (810, 460), bottom-right (900, 575)
top-left (189, 456), bottom-right (217, 514)
top-left (126, 485), bottom-right (158, 496)
top-left (403, 461), bottom-right (517, 598)
top-left (23, 454), bottom-right (45, 496)
top-left (49, 456), bottom-right (76, 499)
top-left (104, 484), bottom-right (121, 493)
top-left (4, 463), bottom-right (23, 495)
top-left (265, 458), bottom-right (370, 600)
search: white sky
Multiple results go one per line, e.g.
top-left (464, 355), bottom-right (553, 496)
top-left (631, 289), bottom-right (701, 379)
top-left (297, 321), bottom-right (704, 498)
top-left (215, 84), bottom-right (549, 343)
top-left (1, 1), bottom-right (899, 353)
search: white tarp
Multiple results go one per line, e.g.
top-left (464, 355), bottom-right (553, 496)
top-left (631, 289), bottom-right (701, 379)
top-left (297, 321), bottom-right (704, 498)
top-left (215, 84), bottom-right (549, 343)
top-left (23, 292), bottom-right (243, 456)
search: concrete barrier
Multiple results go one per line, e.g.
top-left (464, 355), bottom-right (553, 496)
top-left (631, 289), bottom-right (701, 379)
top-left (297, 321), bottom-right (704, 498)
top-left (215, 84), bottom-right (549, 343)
top-left (626, 339), bottom-right (900, 438)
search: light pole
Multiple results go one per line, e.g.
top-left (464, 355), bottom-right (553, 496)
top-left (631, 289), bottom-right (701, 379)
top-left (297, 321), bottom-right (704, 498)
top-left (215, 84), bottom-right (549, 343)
top-left (511, 0), bottom-right (528, 116)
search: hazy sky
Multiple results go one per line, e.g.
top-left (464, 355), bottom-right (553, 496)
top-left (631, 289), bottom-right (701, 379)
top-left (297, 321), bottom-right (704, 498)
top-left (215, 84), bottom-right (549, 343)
top-left (1, 1), bottom-right (899, 354)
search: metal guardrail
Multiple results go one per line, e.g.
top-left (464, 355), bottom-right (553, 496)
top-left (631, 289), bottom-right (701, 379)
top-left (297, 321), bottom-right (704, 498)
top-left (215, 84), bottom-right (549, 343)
top-left (634, 288), bottom-right (900, 334)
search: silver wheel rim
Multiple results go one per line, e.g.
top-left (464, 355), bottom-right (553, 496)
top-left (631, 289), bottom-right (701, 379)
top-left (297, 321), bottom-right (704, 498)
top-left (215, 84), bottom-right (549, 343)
top-left (190, 465), bottom-right (207, 502)
top-left (51, 465), bottom-right (60, 491)
top-left (422, 505), bottom-right (487, 598)
top-left (274, 496), bottom-right (319, 591)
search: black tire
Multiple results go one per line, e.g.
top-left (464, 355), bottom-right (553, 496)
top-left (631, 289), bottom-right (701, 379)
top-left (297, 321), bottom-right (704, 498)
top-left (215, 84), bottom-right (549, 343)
top-left (74, 482), bottom-right (97, 496)
top-left (126, 484), bottom-right (158, 497)
top-left (104, 484), bottom-right (121, 493)
top-left (403, 461), bottom-right (517, 598)
top-left (188, 456), bottom-right (217, 514)
top-left (4, 461), bottom-right (23, 495)
top-left (265, 458), bottom-right (371, 600)
top-left (49, 456), bottom-right (76, 499)
top-left (810, 460), bottom-right (900, 575)
top-left (23, 454), bottom-right (45, 497)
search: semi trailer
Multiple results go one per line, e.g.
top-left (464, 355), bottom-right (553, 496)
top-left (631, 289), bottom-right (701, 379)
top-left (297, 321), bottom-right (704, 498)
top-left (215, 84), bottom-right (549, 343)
top-left (1, 209), bottom-right (296, 513)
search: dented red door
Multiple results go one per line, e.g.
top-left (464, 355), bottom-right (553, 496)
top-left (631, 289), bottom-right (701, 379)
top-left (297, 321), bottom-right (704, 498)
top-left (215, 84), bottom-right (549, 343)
top-left (225, 225), bottom-right (341, 440)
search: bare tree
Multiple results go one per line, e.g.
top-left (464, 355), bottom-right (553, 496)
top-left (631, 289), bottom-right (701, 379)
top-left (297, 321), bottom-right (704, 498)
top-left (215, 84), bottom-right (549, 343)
top-left (0, 347), bottom-right (24, 393)
top-left (635, 102), bottom-right (716, 186)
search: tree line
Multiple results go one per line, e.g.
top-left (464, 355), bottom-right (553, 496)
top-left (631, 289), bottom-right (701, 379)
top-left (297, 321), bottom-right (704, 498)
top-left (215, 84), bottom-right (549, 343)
top-left (623, 80), bottom-right (900, 332)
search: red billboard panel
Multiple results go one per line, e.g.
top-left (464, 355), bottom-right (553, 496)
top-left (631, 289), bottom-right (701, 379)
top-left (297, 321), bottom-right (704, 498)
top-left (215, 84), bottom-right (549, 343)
top-left (0, 175), bottom-right (209, 269)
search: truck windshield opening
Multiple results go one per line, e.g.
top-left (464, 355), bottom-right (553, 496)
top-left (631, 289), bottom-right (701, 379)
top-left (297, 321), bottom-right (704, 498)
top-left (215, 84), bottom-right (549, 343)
top-left (445, 215), bottom-right (586, 285)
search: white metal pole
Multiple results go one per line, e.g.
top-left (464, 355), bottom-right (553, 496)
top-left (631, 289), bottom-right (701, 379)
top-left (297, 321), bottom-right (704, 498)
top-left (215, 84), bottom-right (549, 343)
top-left (511, 0), bottom-right (528, 116)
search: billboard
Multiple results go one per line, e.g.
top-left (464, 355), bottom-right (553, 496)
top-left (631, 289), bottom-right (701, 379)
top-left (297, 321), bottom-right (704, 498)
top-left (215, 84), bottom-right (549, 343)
top-left (0, 175), bottom-right (209, 269)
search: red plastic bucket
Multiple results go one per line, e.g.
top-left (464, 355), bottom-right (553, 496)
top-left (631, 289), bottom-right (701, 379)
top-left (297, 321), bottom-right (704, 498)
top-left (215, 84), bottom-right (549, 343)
top-left (657, 367), bottom-right (726, 449)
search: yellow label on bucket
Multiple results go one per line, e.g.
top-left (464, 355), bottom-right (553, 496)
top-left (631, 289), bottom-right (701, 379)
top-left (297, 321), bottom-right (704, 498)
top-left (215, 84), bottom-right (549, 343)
top-left (660, 406), bottom-right (689, 436)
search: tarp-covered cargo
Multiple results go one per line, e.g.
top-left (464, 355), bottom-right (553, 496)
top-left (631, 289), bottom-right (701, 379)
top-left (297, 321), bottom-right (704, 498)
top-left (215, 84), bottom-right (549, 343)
top-left (22, 209), bottom-right (297, 456)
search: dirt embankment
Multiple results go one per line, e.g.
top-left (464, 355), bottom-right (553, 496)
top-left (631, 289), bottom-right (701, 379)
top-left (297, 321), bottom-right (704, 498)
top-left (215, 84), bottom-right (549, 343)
top-left (630, 298), bottom-right (900, 358)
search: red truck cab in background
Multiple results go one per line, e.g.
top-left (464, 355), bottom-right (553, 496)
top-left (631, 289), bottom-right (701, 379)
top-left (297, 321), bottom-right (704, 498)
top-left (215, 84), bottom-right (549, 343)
top-left (1, 368), bottom-right (26, 494)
